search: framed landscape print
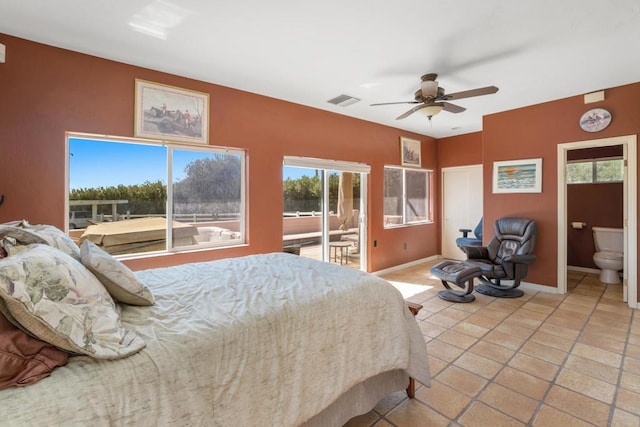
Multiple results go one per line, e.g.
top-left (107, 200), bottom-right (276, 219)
top-left (400, 137), bottom-right (421, 167)
top-left (493, 158), bottom-right (542, 193)
top-left (135, 79), bottom-right (209, 145)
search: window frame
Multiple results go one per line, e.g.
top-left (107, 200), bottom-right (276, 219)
top-left (383, 165), bottom-right (433, 228)
top-left (66, 132), bottom-right (246, 257)
top-left (566, 156), bottom-right (624, 184)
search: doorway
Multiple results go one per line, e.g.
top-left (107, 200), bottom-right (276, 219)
top-left (557, 135), bottom-right (637, 308)
top-left (441, 165), bottom-right (483, 260)
top-left (282, 157), bottom-right (369, 271)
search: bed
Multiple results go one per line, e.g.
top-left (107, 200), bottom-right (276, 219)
top-left (0, 225), bottom-right (430, 426)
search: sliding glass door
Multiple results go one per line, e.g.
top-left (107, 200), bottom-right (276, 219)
top-left (282, 157), bottom-right (368, 271)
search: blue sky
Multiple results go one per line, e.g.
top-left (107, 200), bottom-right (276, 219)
top-left (69, 137), bottom-right (316, 190)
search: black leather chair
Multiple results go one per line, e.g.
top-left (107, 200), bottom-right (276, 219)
top-left (461, 217), bottom-right (537, 298)
top-left (456, 218), bottom-right (483, 249)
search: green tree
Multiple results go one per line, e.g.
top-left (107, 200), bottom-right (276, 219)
top-left (173, 154), bottom-right (241, 205)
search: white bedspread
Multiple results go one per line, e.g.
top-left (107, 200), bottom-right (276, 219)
top-left (0, 253), bottom-right (429, 426)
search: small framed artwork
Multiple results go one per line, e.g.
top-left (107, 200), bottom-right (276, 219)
top-left (400, 137), bottom-right (421, 167)
top-left (493, 158), bottom-right (542, 193)
top-left (135, 79), bottom-right (209, 145)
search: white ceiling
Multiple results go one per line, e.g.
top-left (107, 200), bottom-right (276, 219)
top-left (1, 0), bottom-right (640, 138)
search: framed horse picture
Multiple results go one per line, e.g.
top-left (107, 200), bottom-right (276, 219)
top-left (134, 79), bottom-right (209, 145)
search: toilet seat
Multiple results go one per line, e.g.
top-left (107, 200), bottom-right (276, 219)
top-left (595, 251), bottom-right (623, 260)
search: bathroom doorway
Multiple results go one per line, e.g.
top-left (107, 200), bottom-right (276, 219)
top-left (557, 135), bottom-right (637, 308)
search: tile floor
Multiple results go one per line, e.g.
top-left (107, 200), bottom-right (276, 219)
top-left (344, 260), bottom-right (640, 427)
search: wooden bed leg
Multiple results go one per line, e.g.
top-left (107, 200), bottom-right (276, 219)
top-left (406, 377), bottom-right (416, 398)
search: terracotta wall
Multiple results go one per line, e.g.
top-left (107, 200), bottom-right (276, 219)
top-left (437, 132), bottom-right (482, 169)
top-left (482, 83), bottom-right (640, 289)
top-left (0, 34), bottom-right (439, 272)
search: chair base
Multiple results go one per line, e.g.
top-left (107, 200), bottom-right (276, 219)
top-left (438, 290), bottom-right (475, 303)
top-left (476, 284), bottom-right (524, 298)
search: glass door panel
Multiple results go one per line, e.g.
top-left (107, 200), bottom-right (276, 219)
top-left (283, 166), bottom-right (324, 262)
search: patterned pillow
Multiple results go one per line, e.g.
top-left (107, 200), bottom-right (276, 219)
top-left (0, 222), bottom-right (80, 260)
top-left (0, 243), bottom-right (145, 359)
top-left (20, 224), bottom-right (81, 260)
top-left (0, 225), bottom-right (48, 247)
top-left (80, 240), bottom-right (154, 306)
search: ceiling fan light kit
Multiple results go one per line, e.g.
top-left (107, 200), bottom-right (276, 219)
top-left (421, 104), bottom-right (443, 116)
top-left (371, 72), bottom-right (499, 124)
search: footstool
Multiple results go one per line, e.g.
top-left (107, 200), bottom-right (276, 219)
top-left (430, 261), bottom-right (482, 303)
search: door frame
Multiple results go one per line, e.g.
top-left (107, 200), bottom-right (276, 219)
top-left (441, 164), bottom-right (483, 260)
top-left (557, 134), bottom-right (637, 308)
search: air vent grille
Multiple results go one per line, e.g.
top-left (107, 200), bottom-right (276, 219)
top-left (327, 94), bottom-right (361, 107)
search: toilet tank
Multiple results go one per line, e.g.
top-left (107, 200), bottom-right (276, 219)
top-left (592, 227), bottom-right (623, 252)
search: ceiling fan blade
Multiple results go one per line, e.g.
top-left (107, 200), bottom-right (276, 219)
top-left (441, 86), bottom-right (499, 101)
top-left (370, 101), bottom-right (420, 106)
top-left (441, 102), bottom-right (466, 113)
top-left (395, 104), bottom-right (428, 120)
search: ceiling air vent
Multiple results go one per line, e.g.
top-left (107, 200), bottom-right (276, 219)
top-left (327, 94), bottom-right (361, 107)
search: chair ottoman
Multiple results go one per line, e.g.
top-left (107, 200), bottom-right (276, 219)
top-left (430, 261), bottom-right (482, 303)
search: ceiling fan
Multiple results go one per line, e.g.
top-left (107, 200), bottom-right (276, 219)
top-left (371, 73), bottom-right (499, 121)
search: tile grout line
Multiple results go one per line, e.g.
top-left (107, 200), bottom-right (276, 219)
top-left (420, 272), bottom-right (618, 426)
top-left (530, 273), bottom-right (612, 426)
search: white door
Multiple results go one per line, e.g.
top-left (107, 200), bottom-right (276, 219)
top-left (442, 165), bottom-right (483, 260)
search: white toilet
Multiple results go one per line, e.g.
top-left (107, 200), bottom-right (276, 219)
top-left (592, 227), bottom-right (624, 284)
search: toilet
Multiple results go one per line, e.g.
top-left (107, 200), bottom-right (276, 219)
top-left (592, 227), bottom-right (624, 284)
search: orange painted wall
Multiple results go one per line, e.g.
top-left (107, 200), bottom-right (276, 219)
top-left (437, 132), bottom-right (482, 168)
top-left (0, 34), bottom-right (438, 272)
top-left (482, 83), bottom-right (640, 288)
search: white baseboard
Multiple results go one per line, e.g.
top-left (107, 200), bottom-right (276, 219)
top-left (373, 255), bottom-right (441, 276)
top-left (567, 265), bottom-right (600, 275)
top-left (519, 281), bottom-right (563, 294)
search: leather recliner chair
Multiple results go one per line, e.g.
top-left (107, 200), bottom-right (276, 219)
top-left (461, 217), bottom-right (537, 298)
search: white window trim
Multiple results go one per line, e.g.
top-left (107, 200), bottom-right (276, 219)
top-left (383, 165), bottom-right (433, 228)
top-left (66, 132), bottom-right (246, 257)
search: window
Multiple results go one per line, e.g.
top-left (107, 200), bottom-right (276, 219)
top-left (67, 134), bottom-right (245, 256)
top-left (567, 158), bottom-right (623, 184)
top-left (383, 166), bottom-right (432, 227)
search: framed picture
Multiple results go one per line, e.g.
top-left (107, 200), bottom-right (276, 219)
top-left (400, 137), bottom-right (421, 167)
top-left (493, 158), bottom-right (542, 193)
top-left (135, 79), bottom-right (209, 145)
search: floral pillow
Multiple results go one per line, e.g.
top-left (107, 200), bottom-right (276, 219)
top-left (80, 240), bottom-right (154, 306)
top-left (0, 243), bottom-right (145, 359)
top-left (20, 223), bottom-right (81, 260)
top-left (0, 224), bottom-right (48, 247)
top-left (0, 222), bottom-right (80, 260)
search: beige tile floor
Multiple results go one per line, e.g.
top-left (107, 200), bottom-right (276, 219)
top-left (344, 260), bottom-right (640, 427)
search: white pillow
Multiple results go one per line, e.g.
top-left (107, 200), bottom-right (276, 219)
top-left (0, 243), bottom-right (145, 359)
top-left (80, 240), bottom-right (154, 306)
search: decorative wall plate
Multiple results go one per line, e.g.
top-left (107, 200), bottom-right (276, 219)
top-left (579, 108), bottom-right (612, 132)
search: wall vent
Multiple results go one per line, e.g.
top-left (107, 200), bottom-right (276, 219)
top-left (327, 94), bottom-right (361, 107)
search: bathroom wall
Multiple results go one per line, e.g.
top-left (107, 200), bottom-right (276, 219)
top-left (567, 182), bottom-right (623, 269)
top-left (566, 145), bottom-right (624, 269)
